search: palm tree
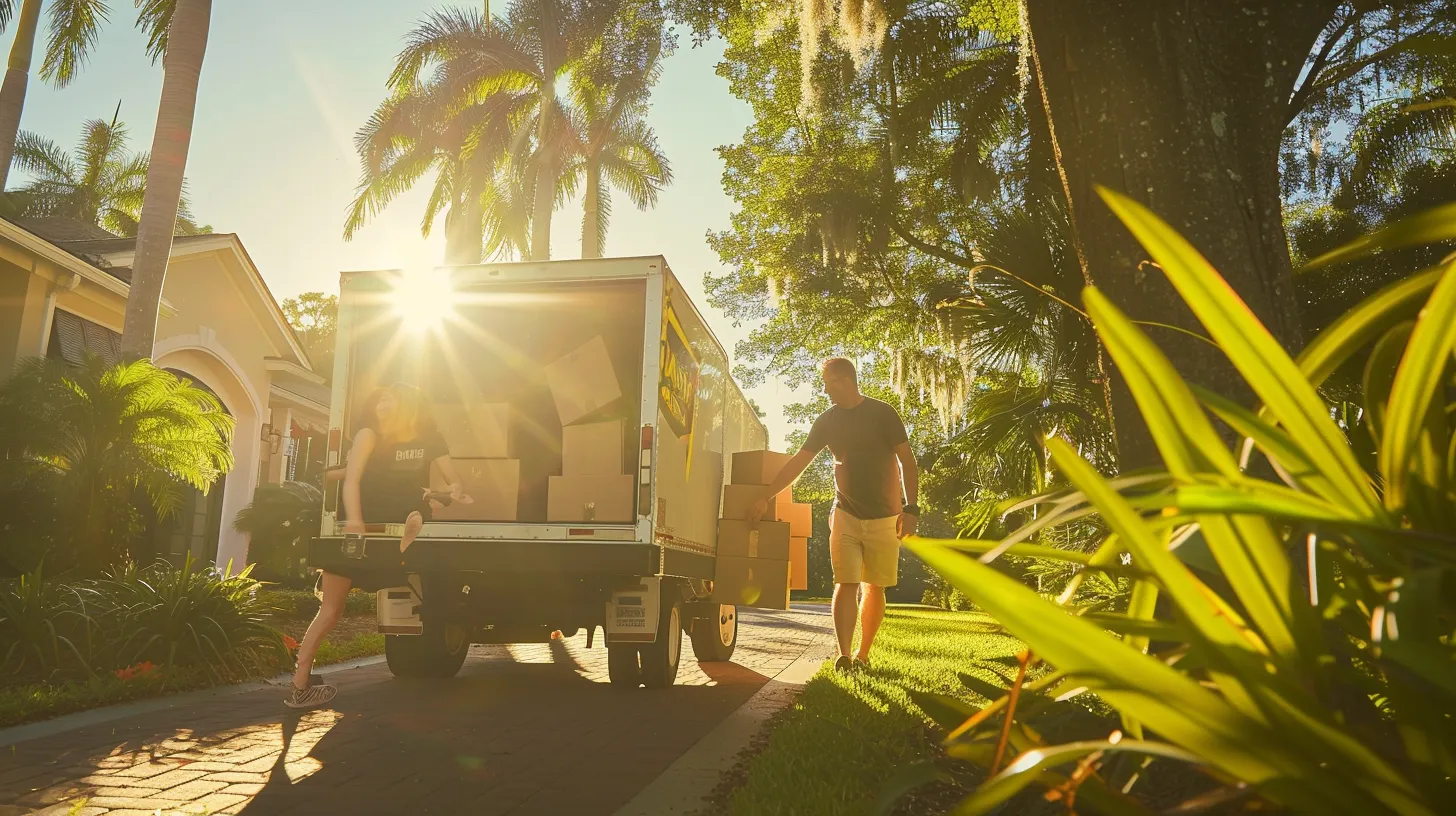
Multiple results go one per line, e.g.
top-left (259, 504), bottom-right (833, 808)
top-left (122, 0), bottom-right (211, 359)
top-left (8, 110), bottom-right (207, 235)
top-left (345, 74), bottom-right (534, 263)
top-left (567, 28), bottom-right (672, 259)
top-left (389, 1), bottom-right (626, 261)
top-left (0, 356), bottom-right (234, 573)
top-left (0, 0), bottom-right (179, 193)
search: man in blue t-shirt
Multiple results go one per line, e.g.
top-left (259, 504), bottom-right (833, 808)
top-left (749, 358), bottom-right (919, 671)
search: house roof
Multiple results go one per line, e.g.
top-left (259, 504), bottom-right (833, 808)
top-left (13, 217), bottom-right (120, 243)
top-left (0, 216), bottom-right (315, 374)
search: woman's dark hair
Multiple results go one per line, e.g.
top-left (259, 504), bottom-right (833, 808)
top-left (358, 382), bottom-right (437, 438)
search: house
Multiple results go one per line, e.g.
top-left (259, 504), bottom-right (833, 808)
top-left (0, 216), bottom-right (330, 572)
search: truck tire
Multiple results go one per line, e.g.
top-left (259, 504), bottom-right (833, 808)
top-left (385, 620), bottom-right (469, 679)
top-left (690, 604), bottom-right (738, 662)
top-left (640, 594), bottom-right (683, 689)
top-left (607, 644), bottom-right (641, 688)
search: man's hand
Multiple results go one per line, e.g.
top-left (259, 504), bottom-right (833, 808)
top-left (746, 497), bottom-right (769, 525)
top-left (343, 519), bottom-right (366, 536)
top-left (897, 511), bottom-right (918, 539)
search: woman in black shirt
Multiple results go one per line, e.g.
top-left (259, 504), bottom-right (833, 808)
top-left (286, 383), bottom-right (465, 709)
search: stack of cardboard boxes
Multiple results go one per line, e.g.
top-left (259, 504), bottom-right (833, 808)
top-left (545, 336), bottom-right (634, 522)
top-left (713, 450), bottom-right (814, 610)
top-left (431, 402), bottom-right (519, 520)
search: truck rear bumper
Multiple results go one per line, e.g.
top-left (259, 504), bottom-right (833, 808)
top-left (308, 536), bottom-right (658, 578)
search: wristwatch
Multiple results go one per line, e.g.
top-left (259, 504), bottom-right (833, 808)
top-left (903, 503), bottom-right (920, 516)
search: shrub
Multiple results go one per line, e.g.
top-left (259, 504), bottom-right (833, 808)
top-left (0, 557), bottom-right (288, 683)
top-left (258, 587), bottom-right (376, 620)
top-left (0, 357), bottom-right (234, 573)
top-left (234, 481), bottom-right (322, 586)
top-left (99, 556), bottom-right (288, 679)
top-left (0, 569), bottom-right (97, 677)
top-left (908, 194), bottom-right (1456, 814)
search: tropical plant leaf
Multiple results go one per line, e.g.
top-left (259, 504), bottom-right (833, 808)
top-left (1097, 187), bottom-right (1381, 518)
top-left (951, 739), bottom-right (1203, 815)
top-left (1303, 202), bottom-right (1456, 270)
top-left (1378, 260), bottom-right (1456, 512)
top-left (911, 537), bottom-right (1394, 813)
top-left (1295, 265), bottom-right (1444, 390)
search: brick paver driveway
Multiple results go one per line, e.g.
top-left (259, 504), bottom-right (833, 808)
top-left (1, 607), bottom-right (832, 816)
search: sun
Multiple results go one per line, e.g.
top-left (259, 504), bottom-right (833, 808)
top-left (393, 267), bottom-right (456, 331)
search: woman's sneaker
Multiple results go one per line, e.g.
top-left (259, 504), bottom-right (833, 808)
top-left (284, 683), bottom-right (337, 709)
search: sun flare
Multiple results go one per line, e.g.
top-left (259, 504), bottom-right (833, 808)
top-left (393, 267), bottom-right (456, 331)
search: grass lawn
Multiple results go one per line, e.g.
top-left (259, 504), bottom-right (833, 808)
top-left (708, 606), bottom-right (1114, 816)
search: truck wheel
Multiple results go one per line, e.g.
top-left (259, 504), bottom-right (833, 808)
top-left (607, 644), bottom-right (641, 688)
top-left (690, 604), bottom-right (738, 662)
top-left (385, 620), bottom-right (469, 679)
top-left (640, 595), bottom-right (683, 689)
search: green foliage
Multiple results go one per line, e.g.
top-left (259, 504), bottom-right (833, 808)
top-left (234, 481), bottom-right (321, 586)
top-left (909, 197), bottom-right (1456, 814)
top-left (0, 357), bottom-right (234, 574)
top-left (281, 293), bottom-right (337, 382)
top-left (349, 0), bottom-right (671, 262)
top-left (8, 112), bottom-right (209, 236)
top-left (259, 587), bottom-right (376, 620)
top-left (98, 556), bottom-right (288, 678)
top-left (0, 557), bottom-right (287, 682)
top-left (0, 665), bottom-right (198, 729)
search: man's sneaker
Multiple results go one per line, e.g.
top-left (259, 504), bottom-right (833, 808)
top-left (834, 655), bottom-right (853, 673)
top-left (853, 655), bottom-right (871, 672)
top-left (284, 683), bottom-right (337, 709)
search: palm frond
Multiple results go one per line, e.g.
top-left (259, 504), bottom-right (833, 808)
top-left (40, 0), bottom-right (110, 87)
top-left (10, 131), bottom-right (75, 182)
top-left (134, 0), bottom-right (172, 64)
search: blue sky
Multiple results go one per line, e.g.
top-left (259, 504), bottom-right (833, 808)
top-left (4, 0), bottom-right (811, 446)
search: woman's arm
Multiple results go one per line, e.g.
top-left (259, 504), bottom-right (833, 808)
top-left (434, 454), bottom-right (465, 500)
top-left (342, 429), bottom-right (377, 533)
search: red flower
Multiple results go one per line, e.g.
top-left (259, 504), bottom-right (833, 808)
top-left (114, 662), bottom-right (158, 682)
top-left (283, 635), bottom-right (300, 651)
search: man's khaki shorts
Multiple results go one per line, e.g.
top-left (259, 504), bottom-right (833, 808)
top-left (829, 509), bottom-right (901, 587)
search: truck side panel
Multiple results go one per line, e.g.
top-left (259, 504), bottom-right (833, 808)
top-left (652, 269), bottom-right (768, 571)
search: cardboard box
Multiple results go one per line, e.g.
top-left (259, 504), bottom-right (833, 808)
top-left (548, 474), bottom-right (635, 522)
top-left (716, 519), bottom-right (791, 561)
top-left (713, 556), bottom-right (791, 610)
top-left (433, 403), bottom-right (511, 458)
top-left (720, 484), bottom-right (782, 521)
top-left (731, 450), bottom-right (794, 486)
top-left (563, 419), bottom-right (624, 476)
top-left (790, 536), bottom-right (808, 591)
top-left (430, 459), bottom-right (519, 521)
top-left (545, 336), bottom-right (623, 425)
top-left (778, 502), bottom-right (812, 538)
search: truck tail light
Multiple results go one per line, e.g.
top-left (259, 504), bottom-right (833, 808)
top-left (638, 425), bottom-right (654, 516)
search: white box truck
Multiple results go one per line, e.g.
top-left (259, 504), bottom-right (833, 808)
top-left (307, 257), bottom-right (770, 688)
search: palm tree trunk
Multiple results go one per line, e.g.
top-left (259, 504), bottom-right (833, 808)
top-left (530, 92), bottom-right (555, 261)
top-left (581, 162), bottom-right (601, 259)
top-left (0, 0), bottom-right (43, 190)
top-left (443, 186), bottom-right (484, 265)
top-left (121, 0), bottom-right (212, 359)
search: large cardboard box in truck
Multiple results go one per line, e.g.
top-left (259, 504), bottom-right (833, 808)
top-left (309, 257), bottom-right (774, 688)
